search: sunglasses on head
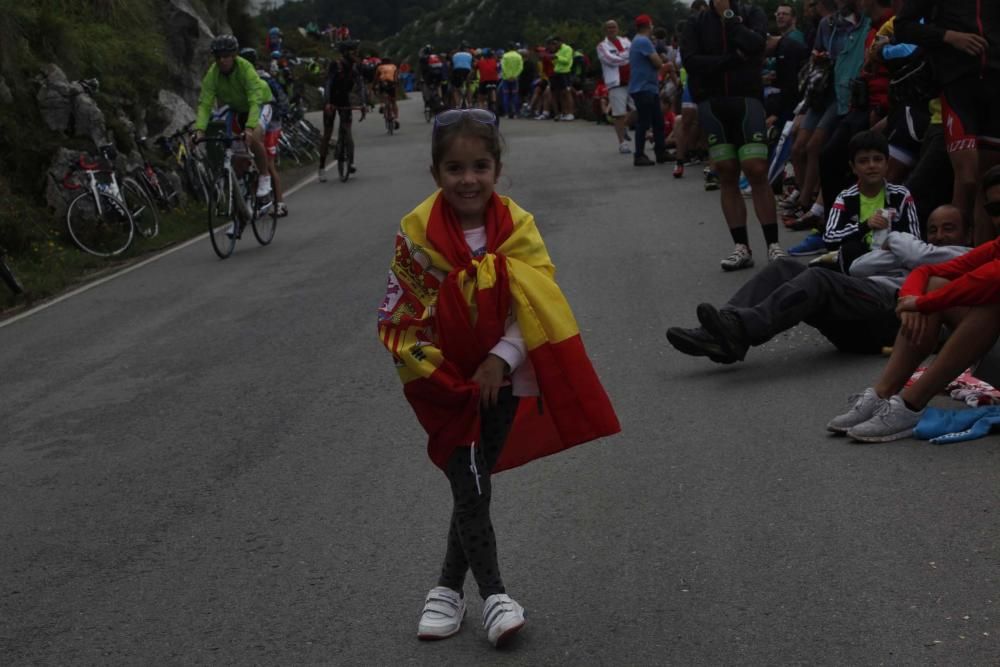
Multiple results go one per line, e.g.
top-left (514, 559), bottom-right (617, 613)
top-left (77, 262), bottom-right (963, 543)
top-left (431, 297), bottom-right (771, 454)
top-left (985, 200), bottom-right (1000, 217)
top-left (433, 108), bottom-right (499, 133)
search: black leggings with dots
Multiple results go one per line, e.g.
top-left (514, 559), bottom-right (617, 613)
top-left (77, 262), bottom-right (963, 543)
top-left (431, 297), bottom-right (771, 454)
top-left (438, 387), bottom-right (519, 600)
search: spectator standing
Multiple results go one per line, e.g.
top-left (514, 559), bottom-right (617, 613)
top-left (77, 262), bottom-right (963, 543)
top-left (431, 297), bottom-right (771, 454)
top-left (547, 36), bottom-right (576, 121)
top-left (766, 3), bottom-right (809, 128)
top-left (682, 0), bottom-right (786, 269)
top-left (500, 46), bottom-right (524, 118)
top-left (629, 15), bottom-right (668, 167)
top-left (896, 0), bottom-right (1000, 245)
top-left (596, 19), bottom-right (634, 154)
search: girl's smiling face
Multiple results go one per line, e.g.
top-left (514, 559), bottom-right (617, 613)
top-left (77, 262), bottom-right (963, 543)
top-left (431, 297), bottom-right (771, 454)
top-left (432, 136), bottom-right (502, 229)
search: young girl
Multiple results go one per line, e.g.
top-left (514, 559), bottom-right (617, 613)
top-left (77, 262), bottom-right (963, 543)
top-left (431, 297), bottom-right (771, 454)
top-left (376, 108), bottom-right (620, 648)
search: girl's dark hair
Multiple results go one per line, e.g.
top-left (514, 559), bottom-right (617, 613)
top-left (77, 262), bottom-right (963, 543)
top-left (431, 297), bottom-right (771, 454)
top-left (847, 130), bottom-right (889, 162)
top-left (431, 116), bottom-right (504, 170)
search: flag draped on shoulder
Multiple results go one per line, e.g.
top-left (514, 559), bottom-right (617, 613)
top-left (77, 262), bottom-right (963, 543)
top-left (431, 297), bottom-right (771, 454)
top-left (377, 190), bottom-right (620, 472)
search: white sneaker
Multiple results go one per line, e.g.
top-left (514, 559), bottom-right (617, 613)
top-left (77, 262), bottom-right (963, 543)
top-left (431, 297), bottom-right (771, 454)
top-left (847, 394), bottom-right (924, 443)
top-left (619, 141), bottom-right (631, 154)
top-left (720, 244), bottom-right (754, 271)
top-left (534, 112), bottom-right (550, 120)
top-left (766, 243), bottom-right (788, 262)
top-left (561, 113), bottom-right (575, 121)
top-left (826, 388), bottom-right (885, 433)
top-left (482, 593), bottom-right (525, 647)
top-left (256, 175), bottom-right (272, 198)
top-left (417, 586), bottom-right (466, 640)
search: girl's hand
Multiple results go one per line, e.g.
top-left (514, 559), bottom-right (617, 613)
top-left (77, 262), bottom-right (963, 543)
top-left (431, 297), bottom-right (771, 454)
top-left (898, 310), bottom-right (929, 345)
top-left (896, 295), bottom-right (919, 315)
top-left (471, 354), bottom-right (508, 407)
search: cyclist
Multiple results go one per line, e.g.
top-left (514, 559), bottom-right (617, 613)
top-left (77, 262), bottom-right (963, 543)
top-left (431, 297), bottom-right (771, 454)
top-left (500, 44), bottom-right (524, 118)
top-left (239, 47), bottom-right (289, 217)
top-left (376, 57), bottom-right (400, 129)
top-left (360, 55), bottom-right (380, 110)
top-left (474, 48), bottom-right (501, 112)
top-left (319, 40), bottom-right (367, 182)
top-left (194, 34), bottom-right (275, 205)
top-left (450, 44), bottom-right (474, 107)
top-left (419, 46), bottom-right (446, 113)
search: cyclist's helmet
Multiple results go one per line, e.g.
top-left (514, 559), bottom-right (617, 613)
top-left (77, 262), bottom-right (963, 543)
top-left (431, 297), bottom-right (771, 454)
top-left (271, 50), bottom-right (282, 60)
top-left (338, 39), bottom-right (360, 54)
top-left (481, 47), bottom-right (491, 57)
top-left (269, 27), bottom-right (281, 36)
top-left (210, 34), bottom-right (239, 56)
top-left (239, 47), bottom-right (257, 64)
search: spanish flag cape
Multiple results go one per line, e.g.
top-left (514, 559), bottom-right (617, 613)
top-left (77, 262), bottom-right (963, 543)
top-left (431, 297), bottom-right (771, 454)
top-left (378, 191), bottom-right (620, 473)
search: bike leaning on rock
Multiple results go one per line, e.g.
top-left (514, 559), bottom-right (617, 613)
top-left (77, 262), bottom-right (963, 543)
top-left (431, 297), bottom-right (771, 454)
top-left (56, 145), bottom-right (159, 257)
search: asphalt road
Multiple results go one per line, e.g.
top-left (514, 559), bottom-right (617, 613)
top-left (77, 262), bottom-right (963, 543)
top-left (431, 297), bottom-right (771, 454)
top-left (2, 100), bottom-right (998, 665)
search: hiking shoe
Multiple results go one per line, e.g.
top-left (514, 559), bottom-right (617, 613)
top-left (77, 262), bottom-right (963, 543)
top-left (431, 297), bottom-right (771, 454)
top-left (634, 154), bottom-right (655, 167)
top-left (417, 586), bottom-right (466, 640)
top-left (767, 243), bottom-right (788, 262)
top-left (619, 141), bottom-right (632, 154)
top-left (826, 388), bottom-right (886, 434)
top-left (720, 243), bottom-right (754, 271)
top-left (318, 167), bottom-right (327, 183)
top-left (788, 232), bottom-right (826, 256)
top-left (276, 202), bottom-right (288, 217)
top-left (673, 162), bottom-right (684, 178)
top-left (696, 303), bottom-right (749, 362)
top-left (847, 395), bottom-right (924, 443)
top-left (666, 326), bottom-right (737, 363)
top-left (482, 594), bottom-right (525, 647)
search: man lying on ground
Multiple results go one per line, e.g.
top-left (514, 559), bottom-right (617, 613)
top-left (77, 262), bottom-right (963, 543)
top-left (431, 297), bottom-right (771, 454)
top-left (666, 204), bottom-right (969, 363)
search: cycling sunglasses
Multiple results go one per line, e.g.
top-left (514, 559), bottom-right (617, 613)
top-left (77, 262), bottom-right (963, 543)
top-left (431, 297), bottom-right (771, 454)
top-left (433, 108), bottom-right (499, 133)
top-left (986, 200), bottom-right (1000, 218)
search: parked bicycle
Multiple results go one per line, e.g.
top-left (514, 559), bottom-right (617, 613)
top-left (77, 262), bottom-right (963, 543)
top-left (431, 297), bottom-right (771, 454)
top-left (134, 136), bottom-right (179, 212)
top-left (0, 248), bottom-right (23, 295)
top-left (197, 112), bottom-right (277, 259)
top-left (158, 122), bottom-right (211, 204)
top-left (57, 146), bottom-right (158, 257)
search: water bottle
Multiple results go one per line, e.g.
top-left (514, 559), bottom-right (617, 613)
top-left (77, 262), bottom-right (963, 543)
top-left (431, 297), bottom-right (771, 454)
top-left (871, 208), bottom-right (897, 248)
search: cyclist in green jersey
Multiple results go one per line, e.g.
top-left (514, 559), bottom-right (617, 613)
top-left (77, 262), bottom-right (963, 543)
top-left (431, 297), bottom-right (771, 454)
top-left (194, 34), bottom-right (276, 202)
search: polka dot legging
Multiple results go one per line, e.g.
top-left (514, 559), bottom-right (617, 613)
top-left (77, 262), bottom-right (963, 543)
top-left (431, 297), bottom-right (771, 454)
top-left (438, 387), bottom-right (519, 600)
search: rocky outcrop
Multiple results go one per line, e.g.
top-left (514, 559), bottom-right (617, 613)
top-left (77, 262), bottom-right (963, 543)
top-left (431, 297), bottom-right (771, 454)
top-left (0, 77), bottom-right (12, 106)
top-left (153, 90), bottom-right (197, 139)
top-left (36, 65), bottom-right (75, 134)
top-left (163, 0), bottom-right (226, 106)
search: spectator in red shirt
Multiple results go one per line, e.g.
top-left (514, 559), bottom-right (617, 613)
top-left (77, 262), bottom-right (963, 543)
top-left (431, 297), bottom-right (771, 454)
top-left (827, 166), bottom-right (1000, 443)
top-left (475, 48), bottom-right (501, 110)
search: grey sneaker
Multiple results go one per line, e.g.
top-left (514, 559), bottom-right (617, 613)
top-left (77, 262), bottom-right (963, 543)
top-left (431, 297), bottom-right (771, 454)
top-left (847, 395), bottom-right (924, 443)
top-left (721, 244), bottom-right (754, 271)
top-left (767, 243), bottom-right (788, 262)
top-left (827, 388), bottom-right (885, 434)
top-left (482, 593), bottom-right (525, 647)
top-left (417, 586), bottom-right (466, 640)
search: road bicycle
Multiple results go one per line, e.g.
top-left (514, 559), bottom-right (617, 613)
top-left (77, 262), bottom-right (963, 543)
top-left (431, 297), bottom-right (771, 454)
top-left (58, 146), bottom-right (158, 256)
top-left (198, 114), bottom-right (277, 259)
top-left (380, 83), bottom-right (398, 135)
top-left (133, 136), bottom-right (179, 212)
top-left (331, 106), bottom-right (364, 182)
top-left (158, 122), bottom-right (211, 204)
top-left (0, 248), bottom-right (23, 295)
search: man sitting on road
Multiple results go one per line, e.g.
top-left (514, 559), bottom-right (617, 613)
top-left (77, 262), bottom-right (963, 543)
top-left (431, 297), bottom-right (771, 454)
top-left (827, 167), bottom-right (1000, 443)
top-left (194, 34), bottom-right (275, 205)
top-left (667, 204), bottom-right (970, 364)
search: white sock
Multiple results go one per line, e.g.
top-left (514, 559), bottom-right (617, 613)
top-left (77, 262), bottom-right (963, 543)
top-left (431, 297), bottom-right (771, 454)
top-left (809, 202), bottom-right (825, 217)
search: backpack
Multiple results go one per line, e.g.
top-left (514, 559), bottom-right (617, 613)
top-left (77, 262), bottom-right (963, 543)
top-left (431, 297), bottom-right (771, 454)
top-left (265, 76), bottom-right (290, 118)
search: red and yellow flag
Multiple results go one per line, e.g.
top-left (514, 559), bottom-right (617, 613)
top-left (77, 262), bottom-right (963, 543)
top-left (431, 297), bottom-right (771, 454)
top-left (377, 191), bottom-right (620, 472)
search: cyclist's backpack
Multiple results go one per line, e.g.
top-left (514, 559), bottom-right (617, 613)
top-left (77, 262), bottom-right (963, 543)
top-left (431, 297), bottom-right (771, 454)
top-left (265, 76), bottom-right (291, 118)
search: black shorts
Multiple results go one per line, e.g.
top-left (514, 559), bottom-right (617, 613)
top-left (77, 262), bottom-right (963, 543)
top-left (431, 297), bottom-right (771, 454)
top-left (550, 73), bottom-right (569, 92)
top-left (696, 96), bottom-right (768, 162)
top-left (451, 67), bottom-right (470, 88)
top-left (323, 94), bottom-right (353, 128)
top-left (887, 104), bottom-right (930, 166)
top-left (378, 81), bottom-right (396, 98)
top-left (941, 72), bottom-right (1000, 152)
top-left (479, 80), bottom-right (499, 94)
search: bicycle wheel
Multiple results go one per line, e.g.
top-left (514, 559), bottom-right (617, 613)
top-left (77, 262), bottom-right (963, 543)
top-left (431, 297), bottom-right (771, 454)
top-left (336, 127), bottom-right (351, 182)
top-left (207, 171), bottom-right (237, 259)
top-left (252, 192), bottom-right (278, 246)
top-left (193, 161), bottom-right (211, 204)
top-left (0, 256), bottom-right (23, 295)
top-left (153, 167), bottom-right (180, 209)
top-left (66, 191), bottom-right (134, 257)
top-left (386, 111), bottom-right (394, 135)
top-left (122, 177), bottom-right (159, 239)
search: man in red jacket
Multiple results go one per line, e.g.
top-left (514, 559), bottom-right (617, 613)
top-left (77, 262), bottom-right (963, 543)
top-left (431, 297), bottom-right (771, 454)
top-left (827, 166), bottom-right (1000, 442)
